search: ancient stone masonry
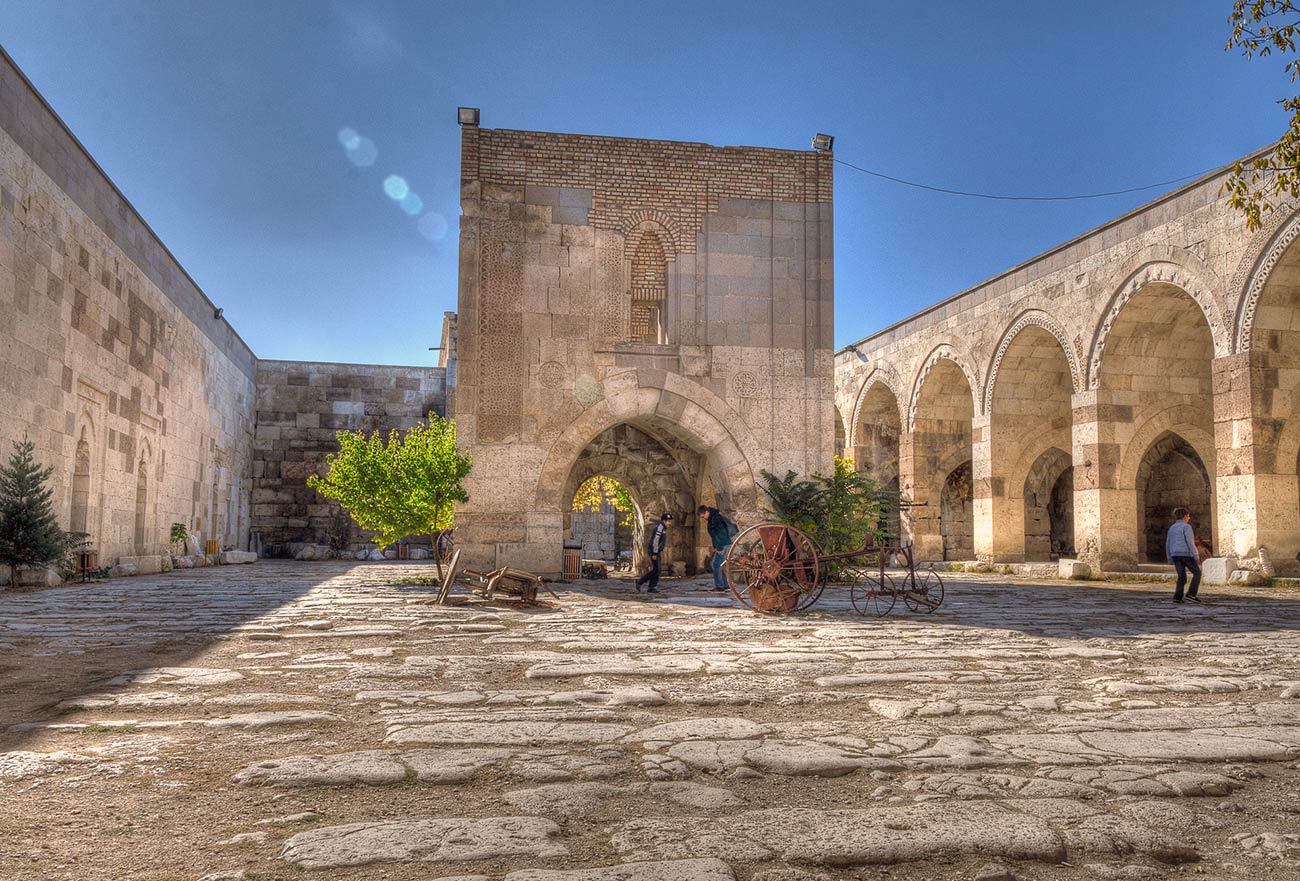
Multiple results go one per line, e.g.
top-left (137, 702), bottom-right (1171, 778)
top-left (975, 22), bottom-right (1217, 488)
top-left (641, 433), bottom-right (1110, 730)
top-left (250, 361), bottom-right (446, 550)
top-left (836, 151), bottom-right (1300, 575)
top-left (0, 49), bottom-right (447, 567)
top-left (456, 123), bottom-right (836, 575)
top-left (0, 48), bottom-right (256, 566)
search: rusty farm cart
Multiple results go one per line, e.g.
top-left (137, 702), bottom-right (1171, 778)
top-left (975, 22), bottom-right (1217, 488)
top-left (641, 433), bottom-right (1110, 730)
top-left (722, 523), bottom-right (945, 615)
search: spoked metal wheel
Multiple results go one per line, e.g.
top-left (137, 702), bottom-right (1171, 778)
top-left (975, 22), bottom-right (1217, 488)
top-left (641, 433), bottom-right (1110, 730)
top-left (848, 567), bottom-right (897, 617)
top-left (724, 524), bottom-right (823, 613)
top-left (902, 567), bottom-right (945, 613)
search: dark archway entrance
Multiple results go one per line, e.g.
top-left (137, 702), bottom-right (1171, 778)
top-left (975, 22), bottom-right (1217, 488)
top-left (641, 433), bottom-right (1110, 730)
top-left (1136, 432), bottom-right (1211, 563)
top-left (1023, 447), bottom-right (1074, 561)
top-left (562, 423), bottom-right (700, 574)
top-left (940, 460), bottom-right (974, 561)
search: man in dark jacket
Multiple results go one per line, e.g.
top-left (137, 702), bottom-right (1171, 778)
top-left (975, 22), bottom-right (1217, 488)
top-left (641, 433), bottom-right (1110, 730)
top-left (698, 505), bottom-right (737, 593)
top-left (635, 513), bottom-right (673, 594)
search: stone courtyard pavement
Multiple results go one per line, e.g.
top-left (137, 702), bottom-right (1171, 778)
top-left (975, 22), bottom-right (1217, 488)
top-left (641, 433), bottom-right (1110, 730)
top-left (2, 564), bottom-right (1300, 881)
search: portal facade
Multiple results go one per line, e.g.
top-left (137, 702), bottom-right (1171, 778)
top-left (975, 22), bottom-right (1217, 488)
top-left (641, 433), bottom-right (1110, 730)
top-left (453, 122), bottom-right (836, 575)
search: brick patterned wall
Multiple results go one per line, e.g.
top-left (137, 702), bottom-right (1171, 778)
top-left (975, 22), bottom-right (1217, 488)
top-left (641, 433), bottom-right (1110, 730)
top-left (462, 126), bottom-right (832, 255)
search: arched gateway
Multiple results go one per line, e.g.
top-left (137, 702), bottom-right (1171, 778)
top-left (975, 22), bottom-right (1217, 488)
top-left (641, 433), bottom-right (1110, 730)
top-left (452, 123), bottom-right (835, 576)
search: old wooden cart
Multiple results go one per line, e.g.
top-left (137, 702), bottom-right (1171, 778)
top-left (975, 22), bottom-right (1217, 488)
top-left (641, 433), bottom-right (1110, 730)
top-left (722, 523), bottom-right (945, 616)
top-left (435, 549), bottom-right (554, 606)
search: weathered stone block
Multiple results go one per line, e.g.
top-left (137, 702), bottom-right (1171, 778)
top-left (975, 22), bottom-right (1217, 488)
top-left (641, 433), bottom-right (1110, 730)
top-left (1202, 557), bottom-right (1237, 585)
top-left (1058, 559), bottom-right (1091, 580)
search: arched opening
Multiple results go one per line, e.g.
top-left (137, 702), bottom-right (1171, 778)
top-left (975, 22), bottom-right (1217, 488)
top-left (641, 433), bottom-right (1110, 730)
top-left (629, 230), bottom-right (667, 344)
top-left (1243, 221), bottom-right (1300, 572)
top-left (1023, 447), bottom-right (1074, 561)
top-left (910, 358), bottom-right (974, 561)
top-left (133, 453), bottom-right (149, 554)
top-left (854, 382), bottom-right (902, 542)
top-left (1098, 281), bottom-right (1217, 568)
top-left (987, 321), bottom-right (1075, 561)
top-left (569, 475), bottom-right (636, 566)
top-left (1136, 432), bottom-right (1212, 564)
top-left (70, 428), bottom-right (91, 538)
top-left (940, 460), bottom-right (974, 560)
top-left (561, 423), bottom-right (699, 573)
top-left (833, 407), bottom-right (846, 459)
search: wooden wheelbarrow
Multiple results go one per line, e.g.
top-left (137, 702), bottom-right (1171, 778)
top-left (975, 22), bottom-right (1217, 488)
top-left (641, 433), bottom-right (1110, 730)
top-left (435, 549), bottom-right (558, 606)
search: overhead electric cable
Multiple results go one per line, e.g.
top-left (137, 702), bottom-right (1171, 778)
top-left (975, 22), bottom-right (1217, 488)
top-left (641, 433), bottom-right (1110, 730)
top-left (833, 158), bottom-right (1221, 202)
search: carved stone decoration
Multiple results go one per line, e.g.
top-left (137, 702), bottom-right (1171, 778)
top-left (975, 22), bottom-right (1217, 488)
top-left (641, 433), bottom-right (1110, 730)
top-left (908, 344), bottom-right (981, 432)
top-left (574, 374), bottom-right (604, 406)
top-left (732, 370), bottom-right (758, 399)
top-left (982, 309), bottom-right (1084, 414)
top-left (1088, 261), bottom-right (1231, 389)
top-left (476, 231), bottom-right (525, 441)
top-left (1233, 206), bottom-right (1300, 352)
top-left (538, 361), bottom-right (565, 389)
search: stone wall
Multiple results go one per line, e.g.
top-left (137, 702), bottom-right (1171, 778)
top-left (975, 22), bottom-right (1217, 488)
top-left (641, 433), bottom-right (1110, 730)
top-left (251, 360), bottom-right (446, 548)
top-left (455, 123), bottom-right (835, 575)
top-left (834, 151), bottom-right (1300, 575)
top-left (0, 48), bottom-right (256, 564)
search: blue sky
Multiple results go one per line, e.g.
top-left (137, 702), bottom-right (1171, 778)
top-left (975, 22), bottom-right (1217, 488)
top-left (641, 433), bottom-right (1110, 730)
top-left (0, 1), bottom-right (1285, 363)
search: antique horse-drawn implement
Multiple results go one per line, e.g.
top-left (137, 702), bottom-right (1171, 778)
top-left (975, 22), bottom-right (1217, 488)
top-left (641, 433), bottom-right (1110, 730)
top-left (435, 549), bottom-right (557, 606)
top-left (722, 524), bottom-right (945, 615)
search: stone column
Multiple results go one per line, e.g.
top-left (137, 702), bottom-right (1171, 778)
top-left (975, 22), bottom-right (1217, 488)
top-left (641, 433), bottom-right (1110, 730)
top-left (1212, 353), bottom-right (1261, 560)
top-left (1072, 389), bottom-right (1136, 572)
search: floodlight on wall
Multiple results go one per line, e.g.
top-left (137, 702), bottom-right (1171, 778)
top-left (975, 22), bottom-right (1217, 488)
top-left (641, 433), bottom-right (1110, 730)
top-left (213, 307), bottom-right (223, 320)
top-left (457, 107), bottom-right (480, 126)
top-left (811, 133), bottom-right (834, 152)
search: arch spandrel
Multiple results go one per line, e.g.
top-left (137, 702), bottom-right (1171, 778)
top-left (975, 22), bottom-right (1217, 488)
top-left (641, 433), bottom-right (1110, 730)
top-left (983, 309), bottom-right (1083, 414)
top-left (1233, 204), bottom-right (1300, 352)
top-left (534, 371), bottom-right (762, 515)
top-left (908, 344), bottom-right (981, 432)
top-left (1088, 257), bottom-right (1230, 389)
top-left (847, 365), bottom-right (905, 447)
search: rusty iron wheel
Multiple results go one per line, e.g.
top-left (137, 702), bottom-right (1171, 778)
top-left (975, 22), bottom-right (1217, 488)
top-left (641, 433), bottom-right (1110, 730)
top-left (848, 567), bottom-right (897, 617)
top-left (724, 523), bottom-right (823, 614)
top-left (902, 566), bottom-right (945, 613)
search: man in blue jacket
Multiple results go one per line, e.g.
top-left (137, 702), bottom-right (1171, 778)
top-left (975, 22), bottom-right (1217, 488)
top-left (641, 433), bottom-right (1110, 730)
top-left (1165, 507), bottom-right (1201, 604)
top-left (698, 505), bottom-right (738, 593)
top-left (635, 513), bottom-right (673, 594)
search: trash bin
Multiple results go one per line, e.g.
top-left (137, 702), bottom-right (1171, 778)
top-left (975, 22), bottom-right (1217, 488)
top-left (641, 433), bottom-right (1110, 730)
top-left (562, 544), bottom-right (582, 580)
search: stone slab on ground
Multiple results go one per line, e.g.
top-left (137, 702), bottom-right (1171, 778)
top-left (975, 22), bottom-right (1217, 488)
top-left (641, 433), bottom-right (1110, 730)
top-left (281, 816), bottom-right (567, 868)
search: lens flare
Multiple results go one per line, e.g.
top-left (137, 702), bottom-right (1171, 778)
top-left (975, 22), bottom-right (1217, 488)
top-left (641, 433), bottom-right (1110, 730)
top-left (418, 211), bottom-right (449, 241)
top-left (400, 192), bottom-right (423, 215)
top-left (337, 127), bottom-right (360, 150)
top-left (345, 137), bottom-right (377, 167)
top-left (383, 175), bottom-right (409, 200)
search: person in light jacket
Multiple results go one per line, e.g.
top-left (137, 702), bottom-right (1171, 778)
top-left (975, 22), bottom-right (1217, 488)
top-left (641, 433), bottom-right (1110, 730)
top-left (1165, 507), bottom-right (1201, 604)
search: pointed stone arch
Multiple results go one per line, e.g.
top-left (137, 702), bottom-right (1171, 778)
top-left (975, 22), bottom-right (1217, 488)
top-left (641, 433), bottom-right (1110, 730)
top-left (535, 370), bottom-right (762, 520)
top-left (1088, 257), bottom-right (1230, 389)
top-left (848, 365), bottom-right (906, 446)
top-left (983, 309), bottom-right (1083, 414)
top-left (908, 344), bottom-right (981, 432)
top-left (1233, 204), bottom-right (1300, 352)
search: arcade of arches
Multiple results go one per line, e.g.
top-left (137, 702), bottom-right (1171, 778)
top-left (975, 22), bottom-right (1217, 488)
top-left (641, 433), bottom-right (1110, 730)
top-left (838, 203), bottom-right (1300, 577)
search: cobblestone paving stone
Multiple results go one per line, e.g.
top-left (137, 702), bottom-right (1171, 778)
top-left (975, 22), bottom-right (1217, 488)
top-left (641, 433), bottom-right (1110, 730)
top-left (1, 562), bottom-right (1300, 880)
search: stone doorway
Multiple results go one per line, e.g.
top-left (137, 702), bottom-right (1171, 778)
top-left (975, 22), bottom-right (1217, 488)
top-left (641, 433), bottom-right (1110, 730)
top-left (568, 476), bottom-right (636, 566)
top-left (1023, 447), bottom-right (1074, 561)
top-left (561, 423), bottom-right (700, 574)
top-left (1137, 432), bottom-right (1212, 563)
top-left (940, 460), bottom-right (974, 561)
